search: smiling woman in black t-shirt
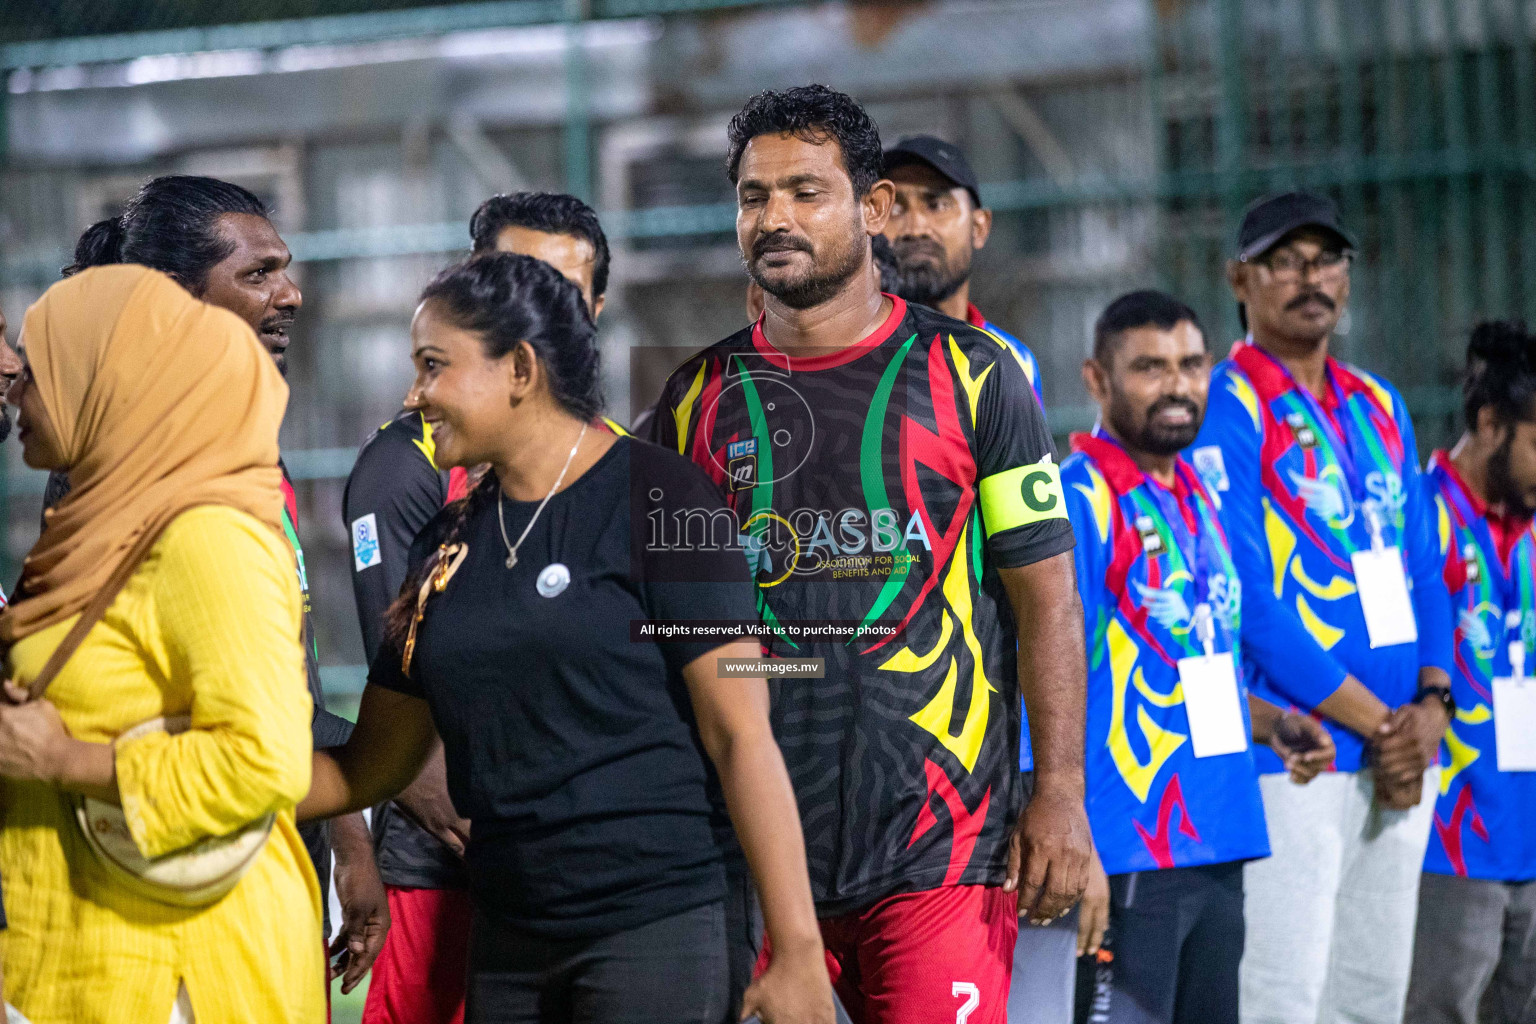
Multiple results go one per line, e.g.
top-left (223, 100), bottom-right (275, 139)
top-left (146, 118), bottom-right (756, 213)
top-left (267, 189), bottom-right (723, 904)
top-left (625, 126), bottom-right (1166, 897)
top-left (301, 254), bottom-right (832, 1024)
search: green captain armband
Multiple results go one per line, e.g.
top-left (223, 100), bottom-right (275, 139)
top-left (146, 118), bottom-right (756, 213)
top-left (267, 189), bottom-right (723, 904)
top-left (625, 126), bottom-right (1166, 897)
top-left (978, 460), bottom-right (1068, 536)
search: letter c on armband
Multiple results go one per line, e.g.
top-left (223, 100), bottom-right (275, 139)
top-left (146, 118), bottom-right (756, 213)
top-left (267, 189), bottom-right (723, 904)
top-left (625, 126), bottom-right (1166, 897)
top-left (978, 460), bottom-right (1069, 537)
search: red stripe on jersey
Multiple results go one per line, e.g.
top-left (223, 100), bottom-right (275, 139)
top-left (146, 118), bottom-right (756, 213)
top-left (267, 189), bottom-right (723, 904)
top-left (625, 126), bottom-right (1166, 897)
top-left (862, 332), bottom-right (976, 656)
top-left (751, 296), bottom-right (907, 371)
top-left (691, 359), bottom-right (728, 489)
top-left (1132, 774), bottom-right (1201, 870)
top-left (280, 474), bottom-right (299, 524)
top-left (912, 759), bottom-right (992, 886)
top-left (447, 467), bottom-right (470, 503)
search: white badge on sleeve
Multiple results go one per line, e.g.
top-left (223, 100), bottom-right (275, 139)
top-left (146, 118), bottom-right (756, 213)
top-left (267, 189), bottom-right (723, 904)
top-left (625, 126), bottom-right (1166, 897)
top-left (1351, 508), bottom-right (1418, 648)
top-left (1177, 604), bottom-right (1249, 758)
top-left (1494, 615), bottom-right (1536, 771)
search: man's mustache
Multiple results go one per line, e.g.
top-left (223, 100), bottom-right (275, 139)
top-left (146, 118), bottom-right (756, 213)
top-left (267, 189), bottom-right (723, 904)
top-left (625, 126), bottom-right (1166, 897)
top-left (892, 237), bottom-right (945, 261)
top-left (752, 233), bottom-right (813, 260)
top-left (260, 310), bottom-right (297, 334)
top-left (1286, 290), bottom-right (1335, 312)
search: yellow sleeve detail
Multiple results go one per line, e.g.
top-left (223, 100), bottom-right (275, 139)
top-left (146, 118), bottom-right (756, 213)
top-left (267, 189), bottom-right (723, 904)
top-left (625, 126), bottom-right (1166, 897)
top-left (947, 335), bottom-right (994, 429)
top-left (1227, 373), bottom-right (1261, 431)
top-left (978, 459), bottom-right (1068, 536)
top-left (116, 507), bottom-right (312, 860)
top-left (672, 362), bottom-right (708, 456)
top-left (412, 415), bottom-right (439, 468)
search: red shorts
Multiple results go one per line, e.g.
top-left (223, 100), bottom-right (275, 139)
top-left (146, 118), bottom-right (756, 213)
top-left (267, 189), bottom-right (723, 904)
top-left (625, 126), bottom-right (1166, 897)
top-left (759, 885), bottom-right (1018, 1024)
top-left (361, 886), bottom-right (472, 1024)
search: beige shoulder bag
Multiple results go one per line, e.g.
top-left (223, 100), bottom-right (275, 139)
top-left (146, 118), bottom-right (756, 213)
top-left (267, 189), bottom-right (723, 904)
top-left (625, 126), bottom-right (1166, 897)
top-left (20, 507), bottom-right (274, 908)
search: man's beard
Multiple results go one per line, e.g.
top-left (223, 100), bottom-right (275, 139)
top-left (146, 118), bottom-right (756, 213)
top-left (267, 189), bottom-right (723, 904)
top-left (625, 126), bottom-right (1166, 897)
top-left (746, 228), bottom-right (866, 311)
top-left (0, 406), bottom-right (12, 444)
top-left (1109, 392), bottom-right (1203, 458)
top-left (1486, 435), bottom-right (1536, 516)
top-left (891, 238), bottom-right (970, 308)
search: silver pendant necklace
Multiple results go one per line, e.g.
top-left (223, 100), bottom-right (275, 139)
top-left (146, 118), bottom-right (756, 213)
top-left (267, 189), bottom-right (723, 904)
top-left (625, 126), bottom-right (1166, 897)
top-left (497, 422), bottom-right (587, 570)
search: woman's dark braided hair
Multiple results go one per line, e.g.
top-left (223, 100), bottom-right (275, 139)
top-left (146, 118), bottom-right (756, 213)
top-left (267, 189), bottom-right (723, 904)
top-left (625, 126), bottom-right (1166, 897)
top-left (1463, 320), bottom-right (1536, 429)
top-left (382, 253), bottom-right (602, 656)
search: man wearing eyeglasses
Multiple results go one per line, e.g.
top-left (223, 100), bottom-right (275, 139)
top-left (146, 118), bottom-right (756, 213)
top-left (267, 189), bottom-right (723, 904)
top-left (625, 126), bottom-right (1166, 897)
top-left (1188, 192), bottom-right (1453, 1024)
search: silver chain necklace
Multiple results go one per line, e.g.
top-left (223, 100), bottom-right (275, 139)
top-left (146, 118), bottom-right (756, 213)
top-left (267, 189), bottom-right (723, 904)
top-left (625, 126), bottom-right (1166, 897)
top-left (497, 422), bottom-right (587, 570)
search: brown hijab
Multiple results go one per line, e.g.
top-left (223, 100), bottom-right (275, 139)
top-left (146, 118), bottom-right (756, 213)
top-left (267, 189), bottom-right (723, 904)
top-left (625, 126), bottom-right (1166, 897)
top-left (0, 264), bottom-right (289, 645)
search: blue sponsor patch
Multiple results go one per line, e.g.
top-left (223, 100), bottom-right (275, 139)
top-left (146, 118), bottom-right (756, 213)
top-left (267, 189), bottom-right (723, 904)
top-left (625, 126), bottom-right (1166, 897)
top-left (728, 438), bottom-right (758, 459)
top-left (352, 513), bottom-right (382, 571)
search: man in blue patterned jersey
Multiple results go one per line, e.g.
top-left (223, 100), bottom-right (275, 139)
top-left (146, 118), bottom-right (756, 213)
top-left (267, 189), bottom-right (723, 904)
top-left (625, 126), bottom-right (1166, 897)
top-left (1189, 192), bottom-right (1454, 1024)
top-left (1066, 290), bottom-right (1333, 1024)
top-left (882, 135), bottom-right (1044, 405)
top-left (1406, 320), bottom-right (1536, 1024)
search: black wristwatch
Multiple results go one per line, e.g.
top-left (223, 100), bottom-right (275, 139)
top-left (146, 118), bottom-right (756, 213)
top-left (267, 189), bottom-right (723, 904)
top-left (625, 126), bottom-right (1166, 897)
top-left (1412, 684), bottom-right (1456, 718)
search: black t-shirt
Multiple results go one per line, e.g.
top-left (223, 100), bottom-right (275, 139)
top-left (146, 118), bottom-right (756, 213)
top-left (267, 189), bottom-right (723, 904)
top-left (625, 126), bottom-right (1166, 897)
top-left (371, 436), bottom-right (759, 938)
top-left (647, 297), bottom-right (1075, 913)
top-left (344, 410), bottom-right (466, 889)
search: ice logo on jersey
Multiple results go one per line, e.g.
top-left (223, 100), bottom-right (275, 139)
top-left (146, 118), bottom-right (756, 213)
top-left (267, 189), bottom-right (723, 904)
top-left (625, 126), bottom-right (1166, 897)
top-left (352, 513), bottom-right (382, 572)
top-left (1209, 572), bottom-right (1241, 632)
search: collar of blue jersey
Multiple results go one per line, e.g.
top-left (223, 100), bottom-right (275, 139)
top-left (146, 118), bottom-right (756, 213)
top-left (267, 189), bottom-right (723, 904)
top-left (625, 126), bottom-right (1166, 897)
top-left (1430, 450), bottom-right (1533, 581)
top-left (1230, 338), bottom-right (1389, 422)
top-left (1073, 426), bottom-right (1230, 641)
top-left (1070, 425), bottom-right (1209, 514)
top-left (1231, 338), bottom-right (1401, 509)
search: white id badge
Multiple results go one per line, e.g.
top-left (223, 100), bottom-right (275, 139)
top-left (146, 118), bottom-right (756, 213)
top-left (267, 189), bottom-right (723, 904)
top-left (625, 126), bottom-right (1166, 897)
top-left (1178, 652), bottom-right (1249, 758)
top-left (1494, 638), bottom-right (1536, 771)
top-left (1351, 545), bottom-right (1418, 648)
top-left (1493, 677), bottom-right (1536, 771)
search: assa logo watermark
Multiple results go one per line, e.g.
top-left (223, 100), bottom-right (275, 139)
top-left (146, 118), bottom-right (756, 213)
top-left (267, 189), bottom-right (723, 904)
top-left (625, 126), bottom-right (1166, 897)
top-left (643, 496), bottom-right (939, 584)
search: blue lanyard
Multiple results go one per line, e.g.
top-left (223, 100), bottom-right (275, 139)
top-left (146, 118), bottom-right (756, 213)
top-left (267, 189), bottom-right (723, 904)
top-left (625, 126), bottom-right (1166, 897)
top-left (1251, 345), bottom-right (1370, 504)
top-left (1092, 426), bottom-right (1220, 610)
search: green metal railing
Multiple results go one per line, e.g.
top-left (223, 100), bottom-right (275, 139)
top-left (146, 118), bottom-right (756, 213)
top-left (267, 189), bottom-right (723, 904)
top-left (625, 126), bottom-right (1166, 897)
top-left (1148, 0), bottom-right (1536, 406)
top-left (3, 0), bottom-right (1534, 694)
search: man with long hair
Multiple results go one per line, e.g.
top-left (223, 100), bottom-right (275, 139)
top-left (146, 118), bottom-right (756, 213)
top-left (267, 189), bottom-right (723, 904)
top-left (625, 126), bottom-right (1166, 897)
top-left (58, 174), bottom-right (389, 995)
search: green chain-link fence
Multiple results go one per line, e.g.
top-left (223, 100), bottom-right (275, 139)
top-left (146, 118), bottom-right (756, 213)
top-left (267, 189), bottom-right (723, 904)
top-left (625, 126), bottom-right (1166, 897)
top-left (1149, 0), bottom-right (1536, 449)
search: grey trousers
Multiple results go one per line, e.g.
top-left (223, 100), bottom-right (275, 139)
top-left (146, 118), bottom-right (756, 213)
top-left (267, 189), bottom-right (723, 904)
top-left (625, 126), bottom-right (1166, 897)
top-left (1405, 872), bottom-right (1536, 1024)
top-left (1240, 767), bottom-right (1438, 1024)
top-left (1007, 908), bottom-right (1079, 1024)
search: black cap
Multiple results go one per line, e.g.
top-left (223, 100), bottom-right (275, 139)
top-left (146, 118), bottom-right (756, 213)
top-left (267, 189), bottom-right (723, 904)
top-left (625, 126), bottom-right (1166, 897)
top-left (1236, 191), bottom-right (1355, 261)
top-left (883, 135), bottom-right (982, 206)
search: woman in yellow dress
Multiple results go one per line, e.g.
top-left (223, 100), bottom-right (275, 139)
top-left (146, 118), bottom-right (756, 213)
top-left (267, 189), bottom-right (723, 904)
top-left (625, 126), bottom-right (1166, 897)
top-left (0, 265), bottom-right (325, 1024)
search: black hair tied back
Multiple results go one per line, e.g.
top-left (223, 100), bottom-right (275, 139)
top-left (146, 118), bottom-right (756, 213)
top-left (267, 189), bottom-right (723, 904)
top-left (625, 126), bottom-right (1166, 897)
top-left (420, 252), bottom-right (602, 420)
top-left (60, 175), bottom-right (268, 289)
top-left (65, 218), bottom-right (128, 274)
top-left (1464, 320), bottom-right (1536, 428)
top-left (381, 253), bottom-right (603, 658)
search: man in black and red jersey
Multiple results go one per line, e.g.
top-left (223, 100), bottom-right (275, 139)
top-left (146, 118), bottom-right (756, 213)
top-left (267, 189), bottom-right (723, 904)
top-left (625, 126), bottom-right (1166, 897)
top-left (343, 191), bottom-right (625, 1024)
top-left (646, 85), bottom-right (1091, 1024)
top-left (51, 174), bottom-right (388, 998)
